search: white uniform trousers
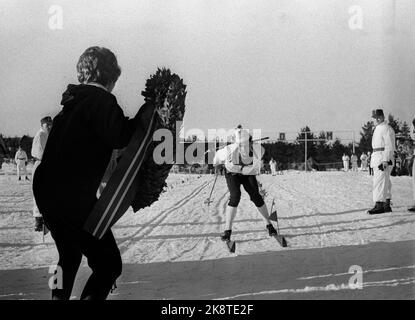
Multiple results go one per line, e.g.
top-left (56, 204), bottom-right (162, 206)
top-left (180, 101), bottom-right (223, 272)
top-left (343, 161), bottom-right (349, 171)
top-left (16, 160), bottom-right (27, 177)
top-left (373, 165), bottom-right (392, 203)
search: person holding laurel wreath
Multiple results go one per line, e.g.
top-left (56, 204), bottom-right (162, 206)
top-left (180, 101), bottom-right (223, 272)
top-left (33, 47), bottom-right (141, 300)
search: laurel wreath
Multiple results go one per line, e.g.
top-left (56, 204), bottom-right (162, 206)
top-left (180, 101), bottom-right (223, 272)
top-left (131, 68), bottom-right (187, 211)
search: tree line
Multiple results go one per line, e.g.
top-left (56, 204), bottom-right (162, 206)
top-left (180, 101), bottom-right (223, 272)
top-left (1, 113), bottom-right (413, 174)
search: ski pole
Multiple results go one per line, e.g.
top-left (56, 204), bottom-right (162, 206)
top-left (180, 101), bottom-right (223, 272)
top-left (272, 199), bottom-right (281, 234)
top-left (204, 173), bottom-right (218, 205)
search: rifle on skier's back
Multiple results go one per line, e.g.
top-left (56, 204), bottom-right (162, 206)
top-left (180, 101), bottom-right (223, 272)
top-left (204, 137), bottom-right (269, 155)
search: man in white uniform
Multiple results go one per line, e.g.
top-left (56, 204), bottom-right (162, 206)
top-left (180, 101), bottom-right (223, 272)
top-left (367, 109), bottom-right (396, 215)
top-left (213, 126), bottom-right (277, 242)
top-left (269, 158), bottom-right (277, 176)
top-left (360, 153), bottom-right (368, 171)
top-left (342, 153), bottom-right (350, 172)
top-left (15, 146), bottom-right (29, 181)
top-left (31, 116), bottom-right (52, 231)
top-left (409, 118), bottom-right (415, 212)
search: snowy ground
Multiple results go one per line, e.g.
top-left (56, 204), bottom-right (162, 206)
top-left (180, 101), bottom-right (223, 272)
top-left (0, 162), bottom-right (414, 299)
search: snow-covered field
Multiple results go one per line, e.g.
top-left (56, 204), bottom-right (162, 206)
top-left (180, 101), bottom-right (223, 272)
top-left (0, 162), bottom-right (414, 299)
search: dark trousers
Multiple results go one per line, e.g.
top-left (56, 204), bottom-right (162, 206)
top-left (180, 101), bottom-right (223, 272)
top-left (44, 214), bottom-right (122, 300)
top-left (225, 172), bottom-right (264, 208)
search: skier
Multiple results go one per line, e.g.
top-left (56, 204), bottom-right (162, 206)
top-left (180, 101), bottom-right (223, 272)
top-left (350, 153), bottom-right (358, 172)
top-left (367, 109), bottom-right (396, 215)
top-left (409, 118), bottom-right (415, 212)
top-left (367, 151), bottom-right (373, 175)
top-left (33, 47), bottom-right (141, 300)
top-left (213, 125), bottom-right (278, 242)
top-left (31, 116), bottom-right (52, 232)
top-left (342, 153), bottom-right (350, 172)
top-left (360, 153), bottom-right (368, 171)
top-left (269, 157), bottom-right (277, 176)
top-left (14, 146), bottom-right (29, 181)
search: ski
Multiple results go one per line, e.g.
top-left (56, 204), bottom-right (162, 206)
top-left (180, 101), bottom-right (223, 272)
top-left (224, 240), bottom-right (236, 253)
top-left (269, 201), bottom-right (288, 248)
top-left (271, 233), bottom-right (287, 247)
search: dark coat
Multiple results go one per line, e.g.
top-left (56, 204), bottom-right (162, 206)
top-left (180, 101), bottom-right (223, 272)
top-left (33, 84), bottom-right (139, 228)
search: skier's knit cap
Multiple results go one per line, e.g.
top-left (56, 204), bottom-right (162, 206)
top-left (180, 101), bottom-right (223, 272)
top-left (235, 128), bottom-right (250, 144)
top-left (371, 109), bottom-right (384, 118)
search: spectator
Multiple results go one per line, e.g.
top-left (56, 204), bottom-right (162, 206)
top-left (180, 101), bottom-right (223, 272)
top-left (14, 146), bottom-right (29, 181)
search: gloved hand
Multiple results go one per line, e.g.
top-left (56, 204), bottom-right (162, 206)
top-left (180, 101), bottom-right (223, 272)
top-left (378, 161), bottom-right (392, 171)
top-left (34, 217), bottom-right (44, 232)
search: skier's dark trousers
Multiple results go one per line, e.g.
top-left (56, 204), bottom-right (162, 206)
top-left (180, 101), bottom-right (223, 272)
top-left (33, 47), bottom-right (140, 300)
top-left (225, 171), bottom-right (264, 207)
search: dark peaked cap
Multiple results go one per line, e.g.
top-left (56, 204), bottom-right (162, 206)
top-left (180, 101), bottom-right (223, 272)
top-left (371, 109), bottom-right (384, 118)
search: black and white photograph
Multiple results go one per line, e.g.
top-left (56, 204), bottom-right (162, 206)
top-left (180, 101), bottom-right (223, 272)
top-left (0, 0), bottom-right (414, 307)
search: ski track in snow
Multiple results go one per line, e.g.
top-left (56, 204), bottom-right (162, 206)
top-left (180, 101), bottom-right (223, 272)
top-left (298, 265), bottom-right (415, 280)
top-left (216, 277), bottom-right (415, 300)
top-left (0, 168), bottom-right (414, 268)
top-left (0, 165), bottom-right (414, 297)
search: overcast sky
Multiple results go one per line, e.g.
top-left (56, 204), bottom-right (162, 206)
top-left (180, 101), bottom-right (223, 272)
top-left (0, 0), bottom-right (414, 140)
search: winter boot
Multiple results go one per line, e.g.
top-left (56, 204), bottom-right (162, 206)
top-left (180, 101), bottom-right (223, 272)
top-left (384, 199), bottom-right (392, 213)
top-left (266, 223), bottom-right (278, 236)
top-left (34, 217), bottom-right (43, 232)
top-left (220, 230), bottom-right (232, 242)
top-left (367, 202), bottom-right (386, 215)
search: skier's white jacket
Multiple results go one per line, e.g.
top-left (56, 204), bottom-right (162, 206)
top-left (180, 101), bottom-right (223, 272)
top-left (31, 127), bottom-right (49, 160)
top-left (370, 122), bottom-right (396, 168)
top-left (213, 143), bottom-right (263, 175)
